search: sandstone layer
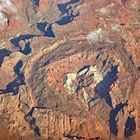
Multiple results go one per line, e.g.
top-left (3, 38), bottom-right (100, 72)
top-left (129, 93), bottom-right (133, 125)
top-left (0, 0), bottom-right (140, 140)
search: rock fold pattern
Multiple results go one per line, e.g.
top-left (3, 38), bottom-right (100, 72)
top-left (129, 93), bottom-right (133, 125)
top-left (0, 0), bottom-right (140, 139)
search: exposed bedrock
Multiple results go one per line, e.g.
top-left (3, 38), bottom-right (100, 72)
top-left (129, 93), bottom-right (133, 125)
top-left (0, 0), bottom-right (140, 139)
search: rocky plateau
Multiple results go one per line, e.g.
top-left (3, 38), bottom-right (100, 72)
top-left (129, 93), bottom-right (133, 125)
top-left (0, 0), bottom-right (140, 140)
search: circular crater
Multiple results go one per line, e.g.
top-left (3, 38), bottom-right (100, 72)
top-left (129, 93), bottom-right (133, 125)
top-left (30, 39), bottom-right (137, 109)
top-left (23, 39), bottom-right (137, 111)
top-left (19, 38), bottom-right (138, 138)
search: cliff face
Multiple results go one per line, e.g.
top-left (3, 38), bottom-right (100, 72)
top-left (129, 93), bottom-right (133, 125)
top-left (0, 0), bottom-right (140, 140)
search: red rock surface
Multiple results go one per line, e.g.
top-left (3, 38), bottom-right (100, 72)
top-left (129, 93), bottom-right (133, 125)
top-left (0, 0), bottom-right (140, 140)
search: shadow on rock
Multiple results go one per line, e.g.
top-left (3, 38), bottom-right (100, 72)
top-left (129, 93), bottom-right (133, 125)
top-left (0, 60), bottom-right (25, 95)
top-left (0, 49), bottom-right (11, 67)
top-left (93, 65), bottom-right (118, 108)
top-left (124, 116), bottom-right (136, 137)
top-left (37, 22), bottom-right (55, 38)
top-left (31, 0), bottom-right (40, 6)
top-left (109, 100), bottom-right (128, 136)
top-left (19, 41), bottom-right (32, 55)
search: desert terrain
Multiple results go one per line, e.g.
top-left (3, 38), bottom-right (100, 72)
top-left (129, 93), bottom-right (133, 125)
top-left (0, 0), bottom-right (140, 139)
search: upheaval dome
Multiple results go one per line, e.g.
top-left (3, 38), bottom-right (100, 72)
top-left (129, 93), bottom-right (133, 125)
top-left (0, 0), bottom-right (140, 140)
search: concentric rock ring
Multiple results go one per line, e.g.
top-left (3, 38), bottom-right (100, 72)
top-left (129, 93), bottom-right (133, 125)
top-left (23, 39), bottom-right (136, 107)
top-left (10, 7), bottom-right (140, 140)
top-left (18, 37), bottom-right (138, 138)
top-left (0, 0), bottom-right (139, 139)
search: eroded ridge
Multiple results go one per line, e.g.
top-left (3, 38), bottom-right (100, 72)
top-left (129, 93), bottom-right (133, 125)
top-left (18, 37), bottom-right (138, 138)
top-left (0, 0), bottom-right (140, 139)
